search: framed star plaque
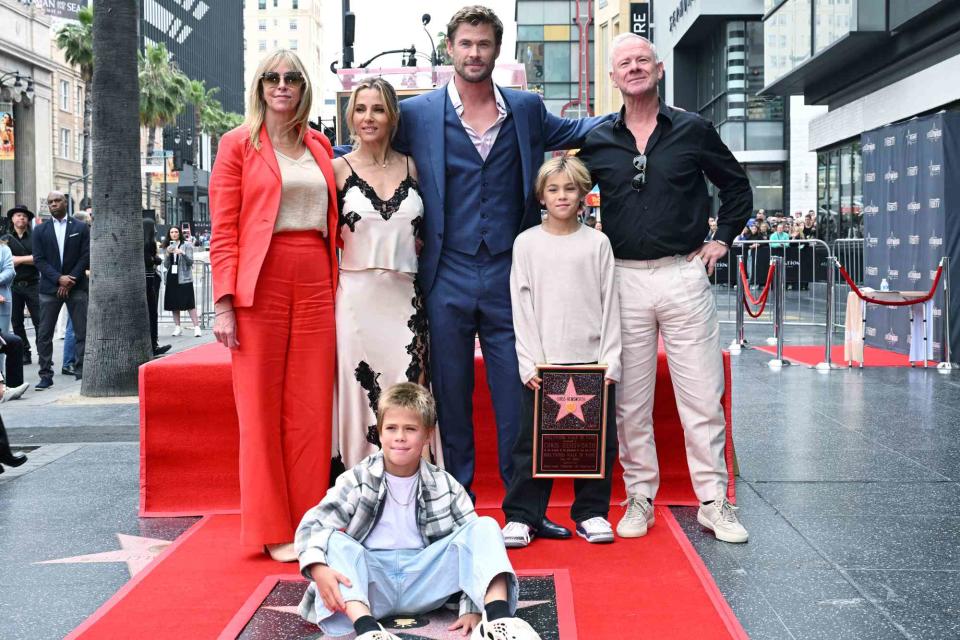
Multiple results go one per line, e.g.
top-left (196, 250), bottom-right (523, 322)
top-left (532, 364), bottom-right (609, 479)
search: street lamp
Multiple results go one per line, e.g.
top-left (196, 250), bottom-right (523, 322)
top-left (0, 71), bottom-right (35, 104)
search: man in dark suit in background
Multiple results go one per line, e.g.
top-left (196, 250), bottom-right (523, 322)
top-left (31, 191), bottom-right (90, 389)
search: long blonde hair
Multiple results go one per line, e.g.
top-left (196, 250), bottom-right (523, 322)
top-left (244, 49), bottom-right (313, 150)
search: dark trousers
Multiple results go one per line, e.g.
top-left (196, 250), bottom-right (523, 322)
top-left (37, 289), bottom-right (88, 379)
top-left (502, 382), bottom-right (619, 527)
top-left (0, 333), bottom-right (25, 387)
top-left (146, 273), bottom-right (161, 348)
top-left (11, 281), bottom-right (40, 358)
top-left (425, 245), bottom-right (522, 495)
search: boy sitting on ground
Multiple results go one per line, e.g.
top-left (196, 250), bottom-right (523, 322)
top-left (295, 382), bottom-right (541, 640)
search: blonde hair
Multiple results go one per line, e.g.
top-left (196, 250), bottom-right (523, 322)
top-left (344, 77), bottom-right (400, 147)
top-left (534, 156), bottom-right (592, 201)
top-left (244, 49), bottom-right (313, 150)
top-left (376, 382), bottom-right (437, 432)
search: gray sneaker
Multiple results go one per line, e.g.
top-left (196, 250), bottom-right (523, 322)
top-left (697, 495), bottom-right (749, 543)
top-left (576, 516), bottom-right (615, 543)
top-left (502, 521), bottom-right (534, 548)
top-left (616, 495), bottom-right (655, 537)
top-left (2, 382), bottom-right (29, 402)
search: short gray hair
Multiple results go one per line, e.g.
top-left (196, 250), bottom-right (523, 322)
top-left (608, 33), bottom-right (658, 71)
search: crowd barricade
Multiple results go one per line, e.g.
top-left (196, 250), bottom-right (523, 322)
top-left (714, 238), bottom-right (838, 368)
top-left (156, 254), bottom-right (214, 329)
top-left (831, 238), bottom-right (864, 333)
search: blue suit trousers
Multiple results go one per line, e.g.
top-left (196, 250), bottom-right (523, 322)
top-left (426, 244), bottom-right (522, 494)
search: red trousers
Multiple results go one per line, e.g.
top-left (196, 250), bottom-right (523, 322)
top-left (231, 231), bottom-right (335, 546)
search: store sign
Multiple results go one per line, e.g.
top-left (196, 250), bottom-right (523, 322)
top-left (630, 3), bottom-right (650, 39)
top-left (669, 0), bottom-right (695, 32)
top-left (18, 0), bottom-right (87, 20)
top-left (0, 109), bottom-right (14, 161)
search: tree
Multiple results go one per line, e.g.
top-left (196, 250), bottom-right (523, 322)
top-left (184, 79), bottom-right (221, 223)
top-left (138, 43), bottom-right (189, 159)
top-left (199, 99), bottom-right (243, 159)
top-left (56, 5), bottom-right (94, 207)
top-left (436, 31), bottom-right (453, 65)
top-left (84, 0), bottom-right (152, 395)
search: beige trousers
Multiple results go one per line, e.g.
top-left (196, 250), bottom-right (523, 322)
top-left (615, 255), bottom-right (728, 503)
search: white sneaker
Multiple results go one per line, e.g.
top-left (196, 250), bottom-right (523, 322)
top-left (2, 382), bottom-right (30, 402)
top-left (616, 495), bottom-right (655, 537)
top-left (501, 521), bottom-right (534, 548)
top-left (356, 625), bottom-right (401, 640)
top-left (193, 326), bottom-right (202, 337)
top-left (697, 495), bottom-right (749, 543)
top-left (576, 516), bottom-right (615, 544)
top-left (471, 612), bottom-right (541, 640)
top-left (171, 325), bottom-right (182, 337)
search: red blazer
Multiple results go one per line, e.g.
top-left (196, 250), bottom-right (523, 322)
top-left (209, 125), bottom-right (340, 308)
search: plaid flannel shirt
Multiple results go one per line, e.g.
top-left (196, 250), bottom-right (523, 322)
top-left (295, 452), bottom-right (479, 621)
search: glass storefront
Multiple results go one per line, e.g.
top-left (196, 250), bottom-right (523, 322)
top-left (817, 140), bottom-right (863, 240)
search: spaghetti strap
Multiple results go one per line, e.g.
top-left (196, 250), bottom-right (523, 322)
top-left (405, 155), bottom-right (410, 177)
top-left (342, 157), bottom-right (357, 174)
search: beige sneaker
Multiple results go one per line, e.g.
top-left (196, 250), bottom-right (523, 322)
top-left (501, 521), bottom-right (534, 548)
top-left (616, 495), bottom-right (655, 537)
top-left (697, 495), bottom-right (749, 543)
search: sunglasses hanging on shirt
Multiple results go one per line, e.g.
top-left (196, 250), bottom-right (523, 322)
top-left (632, 154), bottom-right (647, 192)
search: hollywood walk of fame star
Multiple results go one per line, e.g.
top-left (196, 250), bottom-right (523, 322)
top-left (546, 377), bottom-right (595, 423)
top-left (36, 534), bottom-right (171, 578)
top-left (261, 591), bottom-right (552, 639)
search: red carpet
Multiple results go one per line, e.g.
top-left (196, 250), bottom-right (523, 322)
top-left (67, 511), bottom-right (747, 640)
top-left (140, 344), bottom-right (735, 515)
top-left (755, 344), bottom-right (937, 368)
top-left (101, 344), bottom-right (747, 638)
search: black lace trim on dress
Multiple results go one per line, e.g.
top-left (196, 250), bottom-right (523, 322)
top-left (411, 215), bottom-right (423, 242)
top-left (339, 210), bottom-right (361, 233)
top-left (404, 280), bottom-right (430, 385)
top-left (339, 172), bottom-right (421, 221)
top-left (354, 361), bottom-right (383, 448)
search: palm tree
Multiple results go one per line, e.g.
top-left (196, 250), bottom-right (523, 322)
top-left (138, 43), bottom-right (189, 159)
top-left (84, 0), bottom-right (152, 395)
top-left (56, 5), bottom-right (94, 207)
top-left (185, 80), bottom-right (220, 223)
top-left (199, 99), bottom-right (243, 160)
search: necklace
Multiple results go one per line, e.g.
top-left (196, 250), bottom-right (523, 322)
top-left (384, 475), bottom-right (419, 507)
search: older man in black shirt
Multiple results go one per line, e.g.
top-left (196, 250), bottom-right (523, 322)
top-left (578, 33), bottom-right (751, 544)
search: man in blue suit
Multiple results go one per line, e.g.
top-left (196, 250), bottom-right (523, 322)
top-left (394, 6), bottom-right (610, 536)
top-left (31, 191), bottom-right (90, 389)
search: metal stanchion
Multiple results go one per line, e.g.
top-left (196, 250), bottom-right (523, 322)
top-left (729, 254), bottom-right (746, 354)
top-left (816, 257), bottom-right (840, 370)
top-left (937, 256), bottom-right (957, 373)
top-left (768, 256), bottom-right (787, 369)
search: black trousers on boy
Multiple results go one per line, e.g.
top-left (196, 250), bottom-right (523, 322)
top-left (502, 381), bottom-right (618, 528)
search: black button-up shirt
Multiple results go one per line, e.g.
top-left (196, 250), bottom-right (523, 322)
top-left (577, 101), bottom-right (752, 260)
top-left (3, 228), bottom-right (39, 284)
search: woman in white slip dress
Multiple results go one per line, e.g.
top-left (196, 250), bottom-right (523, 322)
top-left (332, 77), bottom-right (441, 469)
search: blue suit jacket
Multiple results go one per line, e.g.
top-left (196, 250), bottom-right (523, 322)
top-left (31, 216), bottom-right (91, 296)
top-left (394, 84), bottom-right (612, 295)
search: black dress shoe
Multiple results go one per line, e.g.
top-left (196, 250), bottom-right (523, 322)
top-left (22, 354), bottom-right (32, 365)
top-left (74, 369), bottom-right (83, 381)
top-left (35, 378), bottom-right (54, 390)
top-left (153, 344), bottom-right (172, 356)
top-left (62, 365), bottom-right (76, 376)
top-left (537, 516), bottom-right (572, 539)
top-left (0, 451), bottom-right (27, 467)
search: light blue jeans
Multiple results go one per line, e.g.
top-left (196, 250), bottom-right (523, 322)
top-left (314, 516), bottom-right (518, 636)
top-left (63, 317), bottom-right (75, 368)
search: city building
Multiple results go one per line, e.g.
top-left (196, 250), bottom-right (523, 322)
top-left (244, 0), bottom-right (325, 122)
top-left (49, 40), bottom-right (85, 211)
top-left (141, 0), bottom-right (244, 230)
top-left (761, 0), bottom-right (960, 241)
top-left (0, 0), bottom-right (53, 217)
top-left (515, 0), bottom-right (596, 117)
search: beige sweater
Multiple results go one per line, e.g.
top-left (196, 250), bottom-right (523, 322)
top-left (273, 149), bottom-right (328, 235)
top-left (510, 224), bottom-right (622, 384)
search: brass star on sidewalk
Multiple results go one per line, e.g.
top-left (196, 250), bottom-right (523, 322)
top-left (36, 534), bottom-right (171, 578)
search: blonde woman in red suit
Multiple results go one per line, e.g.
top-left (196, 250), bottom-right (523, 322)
top-left (209, 50), bottom-right (339, 562)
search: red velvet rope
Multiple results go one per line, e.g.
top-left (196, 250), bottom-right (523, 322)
top-left (837, 263), bottom-right (943, 307)
top-left (738, 261), bottom-right (777, 318)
